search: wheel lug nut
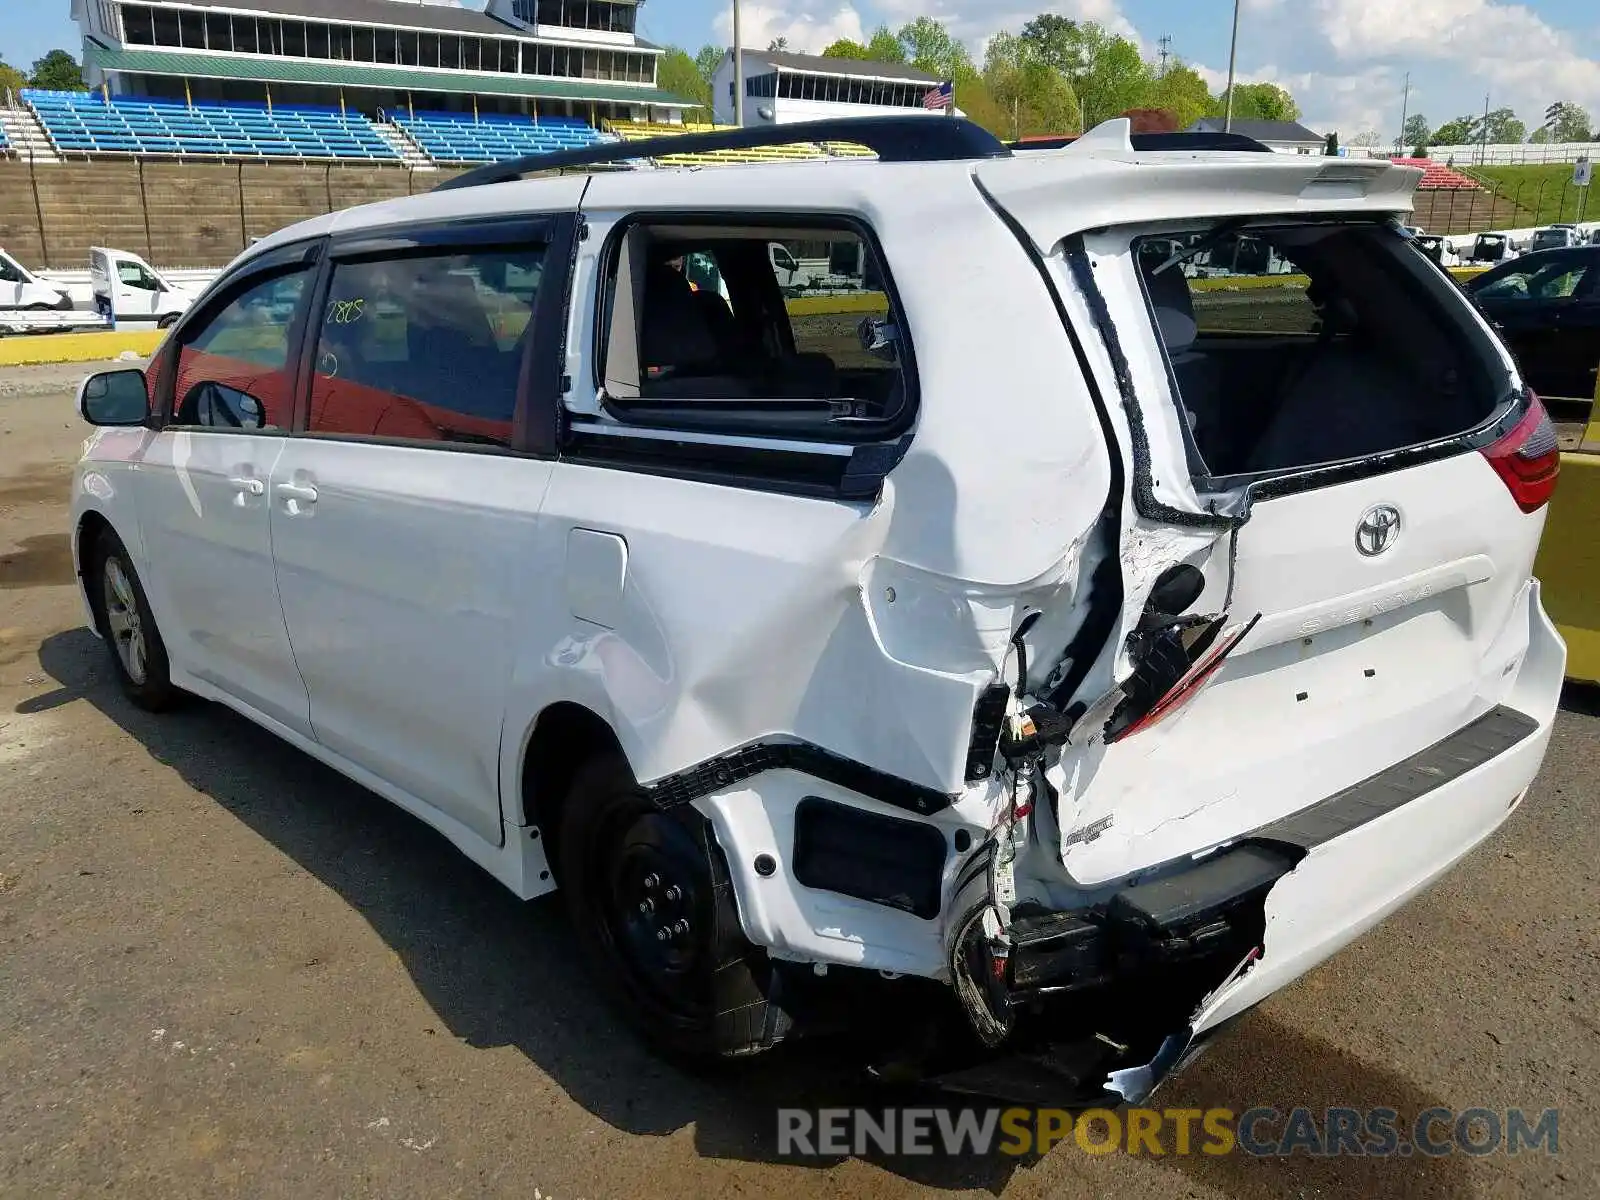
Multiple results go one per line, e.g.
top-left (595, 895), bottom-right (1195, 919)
top-left (638, 898), bottom-right (654, 915)
top-left (673, 918), bottom-right (690, 936)
top-left (656, 927), bottom-right (670, 942)
top-left (664, 885), bottom-right (682, 903)
top-left (643, 873), bottom-right (661, 890)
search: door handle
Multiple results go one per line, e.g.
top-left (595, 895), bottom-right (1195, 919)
top-left (227, 475), bottom-right (265, 497)
top-left (277, 481), bottom-right (319, 505)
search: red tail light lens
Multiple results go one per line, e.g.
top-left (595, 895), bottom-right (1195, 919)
top-left (1482, 392), bottom-right (1560, 514)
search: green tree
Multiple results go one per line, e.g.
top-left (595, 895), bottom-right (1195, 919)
top-left (767, 37), bottom-right (789, 53)
top-left (1477, 107), bottom-right (1525, 144)
top-left (1324, 131), bottom-right (1340, 156)
top-left (1430, 115), bottom-right (1478, 145)
top-left (1221, 82), bottom-right (1300, 122)
top-left (981, 30), bottom-right (1078, 138)
top-left (1018, 13), bottom-right (1095, 79)
top-left (1529, 126), bottom-right (1555, 144)
top-left (693, 44), bottom-right (723, 85)
top-left (29, 49), bottom-right (84, 91)
top-left (0, 58), bottom-right (28, 101)
top-left (657, 46), bottom-right (711, 109)
top-left (1017, 17), bottom-right (1156, 129)
top-left (1401, 113), bottom-right (1430, 148)
top-left (1542, 101), bottom-right (1593, 143)
top-left (896, 16), bottom-right (972, 80)
top-left (865, 26), bottom-right (907, 64)
top-left (1078, 34), bottom-right (1153, 127)
top-left (821, 39), bottom-right (870, 60)
top-left (1147, 62), bottom-right (1213, 131)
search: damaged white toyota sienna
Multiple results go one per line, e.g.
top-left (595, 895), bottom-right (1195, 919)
top-left (69, 116), bottom-right (1564, 1104)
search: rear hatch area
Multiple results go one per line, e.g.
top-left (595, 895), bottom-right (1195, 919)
top-left (972, 148), bottom-right (1562, 890)
top-left (924, 144), bottom-right (1565, 1102)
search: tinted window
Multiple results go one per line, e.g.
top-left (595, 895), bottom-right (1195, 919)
top-left (308, 247), bottom-right (544, 447)
top-left (1475, 258), bottom-right (1591, 302)
top-left (173, 267), bottom-right (311, 429)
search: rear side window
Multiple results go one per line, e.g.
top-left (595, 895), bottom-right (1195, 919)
top-left (172, 267), bottom-right (312, 430)
top-left (308, 247), bottom-right (544, 447)
top-left (596, 219), bottom-right (912, 438)
top-left (1136, 222), bottom-right (1506, 481)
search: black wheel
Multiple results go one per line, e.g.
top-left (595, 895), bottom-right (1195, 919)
top-left (157, 313), bottom-right (180, 330)
top-left (558, 754), bottom-right (789, 1062)
top-left (90, 531), bottom-right (181, 711)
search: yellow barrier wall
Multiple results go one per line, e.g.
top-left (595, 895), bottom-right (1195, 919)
top-left (1535, 390), bottom-right (1600, 684)
top-left (0, 330), bottom-right (166, 367)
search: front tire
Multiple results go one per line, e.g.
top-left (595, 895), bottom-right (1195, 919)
top-left (557, 754), bottom-right (789, 1062)
top-left (90, 532), bottom-right (180, 711)
top-left (157, 313), bottom-right (180, 330)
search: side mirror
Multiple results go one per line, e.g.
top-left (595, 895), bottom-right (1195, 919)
top-left (78, 368), bottom-right (150, 427)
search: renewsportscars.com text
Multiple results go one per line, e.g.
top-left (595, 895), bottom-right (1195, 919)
top-left (777, 1106), bottom-right (1560, 1158)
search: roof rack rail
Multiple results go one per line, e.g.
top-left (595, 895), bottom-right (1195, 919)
top-left (1010, 131), bottom-right (1272, 153)
top-left (432, 115), bottom-right (1011, 192)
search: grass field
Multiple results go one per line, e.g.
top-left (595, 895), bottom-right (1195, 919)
top-left (1471, 164), bottom-right (1597, 227)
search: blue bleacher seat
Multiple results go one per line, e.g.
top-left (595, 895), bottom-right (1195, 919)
top-left (20, 89), bottom-right (402, 162)
top-left (394, 110), bottom-right (606, 164)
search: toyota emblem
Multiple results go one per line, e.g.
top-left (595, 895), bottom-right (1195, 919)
top-left (1356, 505), bottom-right (1401, 557)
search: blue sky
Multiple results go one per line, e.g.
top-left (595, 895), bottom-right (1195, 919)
top-left (4, 1), bottom-right (1599, 140)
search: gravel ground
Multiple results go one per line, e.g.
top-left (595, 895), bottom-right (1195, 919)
top-left (1, 370), bottom-right (1596, 1199)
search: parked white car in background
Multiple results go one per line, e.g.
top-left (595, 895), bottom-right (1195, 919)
top-left (0, 246), bottom-right (73, 311)
top-left (68, 116), bottom-right (1565, 1104)
top-left (89, 246), bottom-right (200, 327)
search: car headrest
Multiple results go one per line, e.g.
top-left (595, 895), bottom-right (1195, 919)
top-left (1142, 261), bottom-right (1197, 352)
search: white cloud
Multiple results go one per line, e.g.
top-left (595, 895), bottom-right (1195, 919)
top-left (712, 3), bottom-right (867, 54)
top-left (1314, 0), bottom-right (1600, 115)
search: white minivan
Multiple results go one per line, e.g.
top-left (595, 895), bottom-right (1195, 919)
top-left (68, 117), bottom-right (1565, 1103)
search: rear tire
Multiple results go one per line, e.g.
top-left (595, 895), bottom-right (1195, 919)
top-left (557, 754), bottom-right (789, 1062)
top-left (157, 313), bottom-right (179, 330)
top-left (90, 531), bottom-right (180, 712)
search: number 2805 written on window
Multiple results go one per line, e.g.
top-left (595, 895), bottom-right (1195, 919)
top-left (309, 248), bottom-right (545, 447)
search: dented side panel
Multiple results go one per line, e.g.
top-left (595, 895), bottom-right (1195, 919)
top-left (502, 179), bottom-right (1114, 808)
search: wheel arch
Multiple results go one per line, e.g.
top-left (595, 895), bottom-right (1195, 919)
top-left (518, 700), bottom-right (628, 878)
top-left (74, 509), bottom-right (118, 634)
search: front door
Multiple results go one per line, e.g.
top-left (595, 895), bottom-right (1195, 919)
top-left (269, 232), bottom-right (556, 845)
top-left (114, 258), bottom-right (165, 320)
top-left (133, 254), bottom-right (317, 735)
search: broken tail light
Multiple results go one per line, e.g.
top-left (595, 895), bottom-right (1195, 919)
top-left (1482, 391), bottom-right (1560, 514)
top-left (1107, 613), bottom-right (1261, 744)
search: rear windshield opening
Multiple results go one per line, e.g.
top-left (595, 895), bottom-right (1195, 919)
top-left (1136, 221), bottom-right (1509, 484)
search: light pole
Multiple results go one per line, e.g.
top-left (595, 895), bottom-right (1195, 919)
top-left (732, 0), bottom-right (744, 127)
top-left (1397, 72), bottom-right (1410, 154)
top-left (1224, 0), bottom-right (1241, 133)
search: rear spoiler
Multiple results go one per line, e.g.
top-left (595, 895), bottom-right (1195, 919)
top-left (1011, 130), bottom-right (1272, 154)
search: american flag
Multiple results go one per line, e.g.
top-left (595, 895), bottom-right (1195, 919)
top-left (922, 81), bottom-right (954, 111)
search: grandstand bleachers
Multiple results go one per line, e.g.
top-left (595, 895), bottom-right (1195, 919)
top-left (0, 124), bottom-right (9, 151)
top-left (1390, 158), bottom-right (1480, 190)
top-left (606, 121), bottom-right (874, 165)
top-left (23, 90), bottom-right (398, 162)
top-left (394, 111), bottom-right (608, 164)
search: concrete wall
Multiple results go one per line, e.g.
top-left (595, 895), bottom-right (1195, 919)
top-left (0, 161), bottom-right (465, 270)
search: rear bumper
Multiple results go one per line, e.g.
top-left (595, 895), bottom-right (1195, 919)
top-left (937, 583), bottom-right (1563, 1103)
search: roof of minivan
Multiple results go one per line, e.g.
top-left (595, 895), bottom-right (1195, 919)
top-left (246, 131), bottom-right (1425, 264)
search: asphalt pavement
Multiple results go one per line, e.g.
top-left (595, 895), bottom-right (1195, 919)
top-left (1, 364), bottom-right (1595, 1198)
